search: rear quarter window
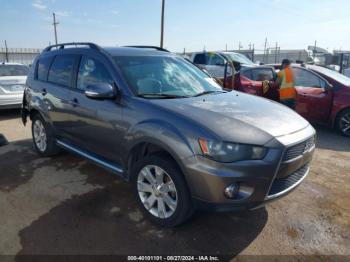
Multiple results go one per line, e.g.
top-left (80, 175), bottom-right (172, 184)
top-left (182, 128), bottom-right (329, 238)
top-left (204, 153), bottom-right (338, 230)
top-left (251, 68), bottom-right (274, 81)
top-left (37, 57), bottom-right (53, 81)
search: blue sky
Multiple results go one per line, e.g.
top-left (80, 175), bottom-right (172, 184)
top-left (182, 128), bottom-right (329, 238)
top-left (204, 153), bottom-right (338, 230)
top-left (1, 0), bottom-right (350, 52)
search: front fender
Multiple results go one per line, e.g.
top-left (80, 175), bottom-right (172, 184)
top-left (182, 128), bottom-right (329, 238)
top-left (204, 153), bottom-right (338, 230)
top-left (124, 119), bottom-right (195, 172)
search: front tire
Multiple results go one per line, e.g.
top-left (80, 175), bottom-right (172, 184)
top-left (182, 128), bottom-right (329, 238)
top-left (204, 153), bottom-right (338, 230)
top-left (31, 113), bottom-right (60, 156)
top-left (336, 109), bottom-right (350, 137)
top-left (132, 154), bottom-right (193, 227)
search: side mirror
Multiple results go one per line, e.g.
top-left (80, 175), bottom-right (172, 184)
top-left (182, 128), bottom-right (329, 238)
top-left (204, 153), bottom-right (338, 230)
top-left (85, 83), bottom-right (117, 99)
top-left (323, 82), bottom-right (333, 93)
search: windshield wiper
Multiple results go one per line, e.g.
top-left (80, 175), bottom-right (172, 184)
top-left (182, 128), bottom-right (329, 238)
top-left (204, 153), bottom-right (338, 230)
top-left (137, 93), bottom-right (189, 99)
top-left (193, 90), bottom-right (226, 97)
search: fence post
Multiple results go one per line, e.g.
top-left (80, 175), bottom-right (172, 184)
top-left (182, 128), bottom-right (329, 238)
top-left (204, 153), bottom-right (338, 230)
top-left (339, 53), bottom-right (344, 73)
top-left (4, 40), bottom-right (9, 62)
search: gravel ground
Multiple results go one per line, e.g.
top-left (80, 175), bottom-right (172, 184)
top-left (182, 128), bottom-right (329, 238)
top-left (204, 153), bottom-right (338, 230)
top-left (0, 109), bottom-right (349, 261)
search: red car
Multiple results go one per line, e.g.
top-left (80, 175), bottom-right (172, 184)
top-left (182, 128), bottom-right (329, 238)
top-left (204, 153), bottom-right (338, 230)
top-left (234, 64), bottom-right (350, 137)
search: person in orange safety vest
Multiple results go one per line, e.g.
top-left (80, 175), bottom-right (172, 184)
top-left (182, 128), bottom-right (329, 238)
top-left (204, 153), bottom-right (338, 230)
top-left (276, 59), bottom-right (297, 109)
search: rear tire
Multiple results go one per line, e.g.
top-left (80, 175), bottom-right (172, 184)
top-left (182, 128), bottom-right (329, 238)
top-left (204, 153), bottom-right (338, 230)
top-left (131, 154), bottom-right (193, 227)
top-left (31, 113), bottom-right (60, 156)
top-left (336, 109), bottom-right (350, 137)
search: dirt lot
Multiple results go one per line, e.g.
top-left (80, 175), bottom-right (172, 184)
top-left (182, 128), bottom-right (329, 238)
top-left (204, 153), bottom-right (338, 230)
top-left (0, 109), bottom-right (349, 261)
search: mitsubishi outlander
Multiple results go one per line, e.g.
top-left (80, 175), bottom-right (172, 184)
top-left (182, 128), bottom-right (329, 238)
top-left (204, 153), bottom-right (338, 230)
top-left (22, 43), bottom-right (315, 226)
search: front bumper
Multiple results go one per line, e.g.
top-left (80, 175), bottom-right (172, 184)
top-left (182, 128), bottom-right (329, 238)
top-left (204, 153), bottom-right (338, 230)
top-left (182, 125), bottom-right (316, 211)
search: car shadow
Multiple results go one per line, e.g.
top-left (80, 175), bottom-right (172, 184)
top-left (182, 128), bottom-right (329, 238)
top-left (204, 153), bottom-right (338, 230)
top-left (0, 108), bottom-right (21, 121)
top-left (0, 139), bottom-right (37, 191)
top-left (1, 139), bottom-right (268, 258)
top-left (314, 124), bottom-right (350, 152)
top-left (16, 183), bottom-right (267, 257)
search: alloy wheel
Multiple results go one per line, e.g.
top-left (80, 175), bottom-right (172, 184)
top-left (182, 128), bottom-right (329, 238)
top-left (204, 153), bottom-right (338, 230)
top-left (137, 165), bottom-right (178, 219)
top-left (33, 120), bottom-right (47, 152)
top-left (340, 113), bottom-right (350, 136)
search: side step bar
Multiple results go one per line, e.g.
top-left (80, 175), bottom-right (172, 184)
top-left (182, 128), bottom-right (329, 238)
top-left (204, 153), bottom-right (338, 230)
top-left (56, 140), bottom-right (124, 175)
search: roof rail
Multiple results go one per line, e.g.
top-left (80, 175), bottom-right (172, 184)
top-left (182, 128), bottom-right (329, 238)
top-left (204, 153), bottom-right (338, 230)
top-left (123, 45), bottom-right (170, 52)
top-left (43, 42), bottom-right (101, 52)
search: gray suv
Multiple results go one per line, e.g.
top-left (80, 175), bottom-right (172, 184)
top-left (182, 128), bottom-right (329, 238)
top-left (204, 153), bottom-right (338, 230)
top-left (22, 43), bottom-right (315, 226)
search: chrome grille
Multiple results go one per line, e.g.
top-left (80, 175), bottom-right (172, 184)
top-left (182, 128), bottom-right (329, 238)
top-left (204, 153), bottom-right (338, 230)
top-left (268, 164), bottom-right (309, 196)
top-left (282, 136), bottom-right (315, 162)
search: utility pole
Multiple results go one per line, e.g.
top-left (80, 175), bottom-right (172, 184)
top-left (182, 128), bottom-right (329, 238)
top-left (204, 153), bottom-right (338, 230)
top-left (160, 0), bottom-right (165, 48)
top-left (53, 13), bottom-right (59, 45)
top-left (239, 41), bottom-right (241, 51)
top-left (275, 42), bottom-right (278, 63)
top-left (314, 40), bottom-right (317, 52)
top-left (225, 44), bottom-right (227, 51)
top-left (4, 40), bottom-right (9, 62)
top-left (263, 37), bottom-right (267, 64)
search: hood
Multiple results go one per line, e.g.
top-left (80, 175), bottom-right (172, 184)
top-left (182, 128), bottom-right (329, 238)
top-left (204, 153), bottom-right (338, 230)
top-left (0, 76), bottom-right (27, 85)
top-left (151, 91), bottom-right (309, 145)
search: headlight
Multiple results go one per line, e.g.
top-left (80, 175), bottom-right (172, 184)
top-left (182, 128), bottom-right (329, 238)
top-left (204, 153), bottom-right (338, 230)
top-left (198, 138), bottom-right (267, 162)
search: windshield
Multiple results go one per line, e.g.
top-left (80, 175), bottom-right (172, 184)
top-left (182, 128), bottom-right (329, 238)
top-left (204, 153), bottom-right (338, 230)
top-left (224, 53), bottom-right (254, 65)
top-left (309, 65), bottom-right (350, 86)
top-left (113, 55), bottom-right (222, 98)
top-left (0, 65), bottom-right (29, 77)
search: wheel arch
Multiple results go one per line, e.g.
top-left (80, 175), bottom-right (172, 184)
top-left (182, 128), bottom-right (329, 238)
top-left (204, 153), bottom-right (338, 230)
top-left (126, 140), bottom-right (187, 178)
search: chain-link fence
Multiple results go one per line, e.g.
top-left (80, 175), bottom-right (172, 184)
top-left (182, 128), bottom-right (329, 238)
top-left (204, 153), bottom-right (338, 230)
top-left (0, 47), bottom-right (42, 65)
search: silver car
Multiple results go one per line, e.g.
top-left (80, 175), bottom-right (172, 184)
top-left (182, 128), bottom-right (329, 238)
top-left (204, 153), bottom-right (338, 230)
top-left (0, 63), bottom-right (29, 109)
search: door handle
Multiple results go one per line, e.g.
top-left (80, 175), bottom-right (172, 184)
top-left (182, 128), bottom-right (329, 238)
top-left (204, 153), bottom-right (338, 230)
top-left (71, 98), bottom-right (79, 107)
top-left (41, 88), bottom-right (47, 96)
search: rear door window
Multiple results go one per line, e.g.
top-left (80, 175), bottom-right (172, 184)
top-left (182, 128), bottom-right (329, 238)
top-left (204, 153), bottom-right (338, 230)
top-left (37, 57), bottom-right (53, 81)
top-left (48, 55), bottom-right (76, 87)
top-left (251, 68), bottom-right (274, 81)
top-left (193, 53), bottom-right (207, 65)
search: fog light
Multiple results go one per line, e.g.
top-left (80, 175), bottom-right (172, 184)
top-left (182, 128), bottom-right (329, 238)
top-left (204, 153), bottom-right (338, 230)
top-left (224, 183), bottom-right (239, 199)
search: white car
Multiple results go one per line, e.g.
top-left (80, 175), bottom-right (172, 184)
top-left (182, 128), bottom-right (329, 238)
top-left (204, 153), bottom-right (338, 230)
top-left (0, 63), bottom-right (29, 109)
top-left (190, 51), bottom-right (255, 78)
